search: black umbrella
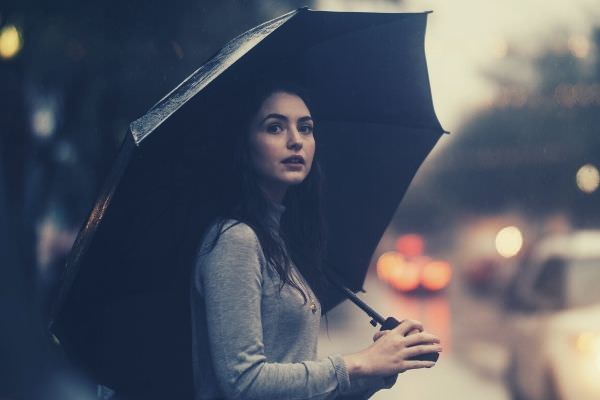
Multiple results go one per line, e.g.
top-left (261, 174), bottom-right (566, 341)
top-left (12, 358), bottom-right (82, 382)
top-left (50, 7), bottom-right (446, 399)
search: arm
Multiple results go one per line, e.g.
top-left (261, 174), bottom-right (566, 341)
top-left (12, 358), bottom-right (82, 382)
top-left (193, 222), bottom-right (353, 400)
top-left (347, 375), bottom-right (398, 399)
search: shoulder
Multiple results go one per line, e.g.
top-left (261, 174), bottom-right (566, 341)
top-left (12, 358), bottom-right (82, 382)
top-left (220, 219), bottom-right (259, 243)
top-left (194, 219), bottom-right (266, 287)
top-left (200, 218), bottom-right (262, 255)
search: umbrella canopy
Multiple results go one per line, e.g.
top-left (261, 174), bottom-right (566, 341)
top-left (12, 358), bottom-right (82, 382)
top-left (51, 7), bottom-right (445, 399)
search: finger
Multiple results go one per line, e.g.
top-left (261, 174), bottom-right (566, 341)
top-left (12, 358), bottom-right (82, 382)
top-left (406, 328), bottom-right (422, 336)
top-left (404, 344), bottom-right (443, 358)
top-left (373, 331), bottom-right (389, 341)
top-left (394, 319), bottom-right (423, 336)
top-left (404, 333), bottom-right (440, 347)
top-left (402, 360), bottom-right (437, 370)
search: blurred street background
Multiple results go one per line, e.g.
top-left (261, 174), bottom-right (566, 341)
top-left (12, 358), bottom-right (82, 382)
top-left (2, 0), bottom-right (600, 399)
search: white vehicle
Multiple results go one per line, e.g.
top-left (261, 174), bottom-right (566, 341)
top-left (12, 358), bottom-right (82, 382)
top-left (504, 230), bottom-right (600, 400)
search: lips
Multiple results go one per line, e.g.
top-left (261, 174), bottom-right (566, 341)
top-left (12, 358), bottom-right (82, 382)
top-left (282, 155), bottom-right (305, 164)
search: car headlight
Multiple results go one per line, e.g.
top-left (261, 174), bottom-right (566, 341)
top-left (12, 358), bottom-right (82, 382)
top-left (572, 332), bottom-right (600, 370)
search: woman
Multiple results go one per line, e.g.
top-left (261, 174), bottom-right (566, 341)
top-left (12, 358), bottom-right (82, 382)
top-left (190, 79), bottom-right (442, 399)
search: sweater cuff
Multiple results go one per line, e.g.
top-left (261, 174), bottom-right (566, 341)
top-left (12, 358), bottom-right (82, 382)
top-left (348, 374), bottom-right (396, 394)
top-left (327, 354), bottom-right (352, 394)
top-left (382, 373), bottom-right (398, 388)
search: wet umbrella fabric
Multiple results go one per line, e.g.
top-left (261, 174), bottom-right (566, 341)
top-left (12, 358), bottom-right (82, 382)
top-left (51, 7), bottom-right (445, 399)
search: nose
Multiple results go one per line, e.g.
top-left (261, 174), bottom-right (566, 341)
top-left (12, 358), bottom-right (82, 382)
top-left (287, 127), bottom-right (303, 150)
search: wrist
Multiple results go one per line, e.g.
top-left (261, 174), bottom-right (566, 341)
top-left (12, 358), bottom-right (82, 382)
top-left (342, 353), bottom-right (366, 377)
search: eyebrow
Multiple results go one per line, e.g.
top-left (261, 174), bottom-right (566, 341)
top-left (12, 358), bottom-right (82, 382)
top-left (260, 113), bottom-right (314, 125)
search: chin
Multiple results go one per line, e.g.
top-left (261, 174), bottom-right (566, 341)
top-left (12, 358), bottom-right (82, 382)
top-left (285, 178), bottom-right (306, 186)
top-left (279, 175), bottom-right (307, 186)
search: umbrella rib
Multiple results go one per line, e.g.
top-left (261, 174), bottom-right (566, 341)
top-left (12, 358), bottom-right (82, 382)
top-left (129, 9), bottom-right (301, 145)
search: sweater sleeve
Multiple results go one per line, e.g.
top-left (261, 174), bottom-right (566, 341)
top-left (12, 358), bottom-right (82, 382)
top-left (344, 374), bottom-right (398, 399)
top-left (193, 221), bottom-right (354, 400)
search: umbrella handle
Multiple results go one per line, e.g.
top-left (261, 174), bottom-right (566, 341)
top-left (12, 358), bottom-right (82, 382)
top-left (323, 270), bottom-right (439, 362)
top-left (378, 317), bottom-right (440, 362)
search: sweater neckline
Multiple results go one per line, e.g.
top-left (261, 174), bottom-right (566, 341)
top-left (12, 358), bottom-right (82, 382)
top-left (265, 199), bottom-right (286, 231)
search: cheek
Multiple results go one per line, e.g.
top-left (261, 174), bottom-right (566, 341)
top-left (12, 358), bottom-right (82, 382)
top-left (258, 144), bottom-right (280, 167)
top-left (306, 139), bottom-right (316, 163)
top-left (249, 137), bottom-right (279, 169)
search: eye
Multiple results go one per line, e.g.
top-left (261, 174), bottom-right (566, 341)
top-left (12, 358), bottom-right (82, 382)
top-left (266, 124), bottom-right (283, 134)
top-left (299, 124), bottom-right (314, 134)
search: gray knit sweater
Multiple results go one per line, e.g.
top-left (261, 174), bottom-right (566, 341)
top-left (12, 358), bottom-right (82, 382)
top-left (191, 200), bottom-right (396, 399)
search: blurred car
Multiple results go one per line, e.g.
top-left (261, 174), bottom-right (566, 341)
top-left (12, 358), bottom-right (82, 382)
top-left (463, 257), bottom-right (503, 295)
top-left (503, 230), bottom-right (600, 400)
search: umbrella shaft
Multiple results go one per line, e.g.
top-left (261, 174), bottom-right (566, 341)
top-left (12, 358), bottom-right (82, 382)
top-left (324, 271), bottom-right (385, 325)
top-left (340, 285), bottom-right (385, 325)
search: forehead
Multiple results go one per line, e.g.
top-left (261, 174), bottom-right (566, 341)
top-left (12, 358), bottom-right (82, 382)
top-left (256, 91), bottom-right (310, 117)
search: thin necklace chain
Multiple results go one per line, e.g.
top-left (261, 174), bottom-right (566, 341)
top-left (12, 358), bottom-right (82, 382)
top-left (293, 266), bottom-right (317, 314)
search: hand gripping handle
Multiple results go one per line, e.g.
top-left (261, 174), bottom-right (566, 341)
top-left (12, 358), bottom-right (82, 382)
top-left (379, 317), bottom-right (440, 362)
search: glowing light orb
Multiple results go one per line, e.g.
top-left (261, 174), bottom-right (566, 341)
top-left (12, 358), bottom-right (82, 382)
top-left (32, 108), bottom-right (56, 138)
top-left (0, 25), bottom-right (22, 59)
top-left (376, 251), bottom-right (404, 283)
top-left (576, 164), bottom-right (599, 194)
top-left (575, 332), bottom-right (600, 353)
top-left (495, 226), bottom-right (523, 258)
top-left (568, 34), bottom-right (590, 59)
top-left (422, 261), bottom-right (452, 291)
top-left (388, 261), bottom-right (420, 292)
top-left (395, 234), bottom-right (424, 258)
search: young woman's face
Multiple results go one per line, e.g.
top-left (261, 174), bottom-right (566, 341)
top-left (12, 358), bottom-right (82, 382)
top-left (248, 91), bottom-right (315, 200)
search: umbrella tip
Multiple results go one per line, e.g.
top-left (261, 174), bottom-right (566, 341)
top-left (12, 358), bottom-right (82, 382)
top-left (299, 6), bottom-right (311, 11)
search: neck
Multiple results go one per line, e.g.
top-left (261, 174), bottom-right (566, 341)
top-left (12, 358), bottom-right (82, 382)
top-left (265, 197), bottom-right (286, 232)
top-left (258, 181), bottom-right (287, 204)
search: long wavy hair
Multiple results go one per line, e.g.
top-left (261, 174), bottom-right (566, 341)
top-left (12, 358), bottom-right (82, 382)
top-left (199, 78), bottom-right (333, 317)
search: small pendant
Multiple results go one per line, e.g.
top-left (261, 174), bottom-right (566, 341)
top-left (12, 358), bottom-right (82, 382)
top-left (309, 301), bottom-right (317, 314)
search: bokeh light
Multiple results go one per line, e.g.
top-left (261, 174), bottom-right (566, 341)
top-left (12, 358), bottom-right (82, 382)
top-left (576, 164), bottom-right (600, 194)
top-left (421, 260), bottom-right (452, 291)
top-left (376, 251), bottom-right (404, 282)
top-left (495, 226), bottom-right (523, 258)
top-left (568, 34), bottom-right (590, 58)
top-left (574, 332), bottom-right (600, 372)
top-left (388, 260), bottom-right (420, 292)
top-left (395, 234), bottom-right (424, 258)
top-left (574, 332), bottom-right (600, 354)
top-left (0, 24), bottom-right (23, 59)
top-left (32, 108), bottom-right (56, 138)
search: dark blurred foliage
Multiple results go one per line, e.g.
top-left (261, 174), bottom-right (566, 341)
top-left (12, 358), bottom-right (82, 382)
top-left (395, 27), bottom-right (600, 233)
top-left (0, 1), bottom-right (311, 398)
